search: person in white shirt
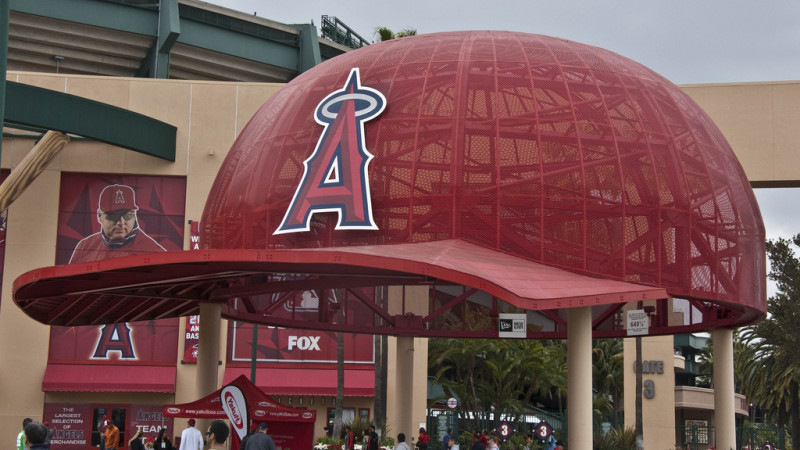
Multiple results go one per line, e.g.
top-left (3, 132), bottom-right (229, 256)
top-left (448, 437), bottom-right (459, 450)
top-left (395, 433), bottom-right (411, 450)
top-left (179, 419), bottom-right (204, 450)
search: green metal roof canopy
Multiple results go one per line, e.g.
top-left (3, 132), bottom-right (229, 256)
top-left (4, 81), bottom-right (176, 161)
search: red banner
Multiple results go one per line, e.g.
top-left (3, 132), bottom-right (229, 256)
top-left (44, 403), bottom-right (174, 450)
top-left (128, 405), bottom-right (172, 438)
top-left (49, 318), bottom-right (179, 364)
top-left (50, 174), bottom-right (185, 367)
top-left (189, 220), bottom-right (200, 250)
top-left (0, 169), bottom-right (9, 295)
top-left (43, 404), bottom-right (91, 450)
top-left (229, 324), bottom-right (374, 364)
top-left (56, 173), bottom-right (186, 265)
top-left (183, 315), bottom-right (199, 364)
top-left (229, 285), bottom-right (375, 364)
top-left (183, 221), bottom-right (201, 363)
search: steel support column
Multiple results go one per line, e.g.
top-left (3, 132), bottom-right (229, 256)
top-left (138, 0), bottom-right (180, 78)
top-left (295, 23), bottom-right (321, 73)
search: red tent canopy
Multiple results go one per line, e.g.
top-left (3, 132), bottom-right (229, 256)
top-left (163, 375), bottom-right (315, 450)
top-left (163, 375), bottom-right (315, 422)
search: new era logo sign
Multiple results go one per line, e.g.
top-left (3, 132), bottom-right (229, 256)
top-left (498, 314), bottom-right (526, 338)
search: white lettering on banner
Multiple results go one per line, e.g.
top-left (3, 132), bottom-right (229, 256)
top-left (287, 336), bottom-right (321, 351)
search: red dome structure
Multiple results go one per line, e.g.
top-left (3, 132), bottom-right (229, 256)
top-left (202, 31), bottom-right (765, 325)
top-left (14, 31), bottom-right (765, 337)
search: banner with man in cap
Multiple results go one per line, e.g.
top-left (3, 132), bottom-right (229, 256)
top-left (69, 183), bottom-right (166, 263)
top-left (55, 173), bottom-right (185, 264)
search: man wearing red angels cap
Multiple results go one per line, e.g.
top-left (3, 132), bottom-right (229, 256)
top-left (180, 419), bottom-right (204, 450)
top-left (69, 184), bottom-right (166, 263)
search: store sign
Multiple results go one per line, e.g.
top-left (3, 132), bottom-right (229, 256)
top-left (43, 404), bottom-right (90, 449)
top-left (229, 285), bottom-right (376, 364)
top-left (230, 325), bottom-right (374, 363)
top-left (498, 313), bottom-right (526, 338)
top-left (43, 403), bottom-right (173, 450)
top-left (633, 360), bottom-right (664, 374)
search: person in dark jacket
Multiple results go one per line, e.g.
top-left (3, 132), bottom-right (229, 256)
top-left (23, 422), bottom-right (49, 450)
top-left (367, 426), bottom-right (379, 450)
top-left (155, 428), bottom-right (173, 450)
top-left (129, 430), bottom-right (145, 450)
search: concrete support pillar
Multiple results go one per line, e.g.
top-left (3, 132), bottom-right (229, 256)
top-left (567, 306), bottom-right (593, 450)
top-left (197, 302), bottom-right (222, 398)
top-left (712, 328), bottom-right (735, 450)
top-left (395, 336), bottom-right (415, 438)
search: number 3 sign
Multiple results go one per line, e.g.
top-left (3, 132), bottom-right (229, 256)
top-left (534, 421), bottom-right (553, 441)
top-left (496, 422), bottom-right (512, 439)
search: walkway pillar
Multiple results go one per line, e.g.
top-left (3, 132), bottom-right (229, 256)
top-left (197, 302), bottom-right (222, 398)
top-left (395, 336), bottom-right (415, 439)
top-left (712, 328), bottom-right (735, 450)
top-left (567, 306), bottom-right (592, 450)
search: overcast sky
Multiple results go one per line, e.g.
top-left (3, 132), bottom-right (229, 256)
top-left (212, 0), bottom-right (799, 292)
top-left (212, 0), bottom-right (800, 85)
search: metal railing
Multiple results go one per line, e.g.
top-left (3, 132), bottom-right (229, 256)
top-left (320, 16), bottom-right (370, 49)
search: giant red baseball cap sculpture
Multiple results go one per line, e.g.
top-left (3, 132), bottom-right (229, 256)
top-left (14, 31), bottom-right (765, 338)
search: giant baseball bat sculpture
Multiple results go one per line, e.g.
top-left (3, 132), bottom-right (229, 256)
top-left (0, 130), bottom-right (70, 211)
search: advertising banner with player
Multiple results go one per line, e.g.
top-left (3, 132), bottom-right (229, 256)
top-left (55, 173), bottom-right (186, 265)
top-left (48, 173), bottom-right (184, 372)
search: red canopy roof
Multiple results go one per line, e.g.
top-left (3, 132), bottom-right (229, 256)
top-left (43, 364), bottom-right (176, 393)
top-left (223, 367), bottom-right (374, 397)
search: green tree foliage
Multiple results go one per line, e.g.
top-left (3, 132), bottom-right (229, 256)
top-left (592, 339), bottom-right (624, 425)
top-left (429, 337), bottom-right (626, 431)
top-left (593, 426), bottom-right (637, 450)
top-left (736, 235), bottom-right (800, 447)
top-left (373, 27), bottom-right (417, 42)
top-left (428, 338), bottom-right (567, 424)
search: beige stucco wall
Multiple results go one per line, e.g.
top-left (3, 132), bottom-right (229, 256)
top-left (0, 71), bottom-right (429, 445)
top-left (682, 80), bottom-right (800, 186)
top-left (623, 335), bottom-right (678, 450)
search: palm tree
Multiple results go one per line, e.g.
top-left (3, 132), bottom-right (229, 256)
top-left (593, 339), bottom-right (624, 425)
top-left (429, 338), bottom-right (569, 423)
top-left (373, 27), bottom-right (417, 42)
top-left (734, 235), bottom-right (800, 447)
